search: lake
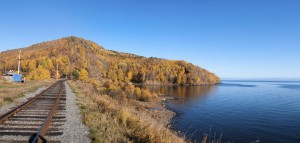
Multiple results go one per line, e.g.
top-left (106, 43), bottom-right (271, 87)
top-left (145, 80), bottom-right (300, 143)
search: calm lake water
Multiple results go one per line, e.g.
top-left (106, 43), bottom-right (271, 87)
top-left (145, 80), bottom-right (300, 143)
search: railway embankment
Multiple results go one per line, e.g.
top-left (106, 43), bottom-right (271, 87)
top-left (0, 80), bottom-right (90, 143)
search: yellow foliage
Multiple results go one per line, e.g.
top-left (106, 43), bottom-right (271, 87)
top-left (28, 60), bottom-right (36, 71)
top-left (117, 69), bottom-right (124, 81)
top-left (135, 87), bottom-right (141, 98)
top-left (125, 70), bottom-right (133, 82)
top-left (140, 89), bottom-right (153, 101)
top-left (79, 69), bottom-right (89, 82)
top-left (0, 36), bottom-right (220, 84)
top-left (30, 65), bottom-right (50, 80)
top-left (89, 78), bottom-right (100, 88)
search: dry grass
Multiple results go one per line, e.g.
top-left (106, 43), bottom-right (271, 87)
top-left (0, 77), bottom-right (56, 107)
top-left (68, 80), bottom-right (186, 143)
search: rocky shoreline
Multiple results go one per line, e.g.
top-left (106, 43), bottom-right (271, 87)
top-left (159, 94), bottom-right (184, 132)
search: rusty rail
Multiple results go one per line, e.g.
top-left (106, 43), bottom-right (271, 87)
top-left (32, 80), bottom-right (64, 143)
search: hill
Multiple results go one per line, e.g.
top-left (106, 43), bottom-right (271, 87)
top-left (0, 36), bottom-right (220, 142)
top-left (0, 36), bottom-right (220, 85)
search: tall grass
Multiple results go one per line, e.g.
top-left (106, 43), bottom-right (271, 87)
top-left (68, 80), bottom-right (186, 143)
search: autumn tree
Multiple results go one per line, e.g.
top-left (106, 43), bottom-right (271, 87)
top-left (72, 69), bottom-right (80, 79)
top-left (79, 69), bottom-right (89, 82)
top-left (125, 70), bottom-right (133, 82)
top-left (134, 87), bottom-right (141, 99)
top-left (0, 36), bottom-right (220, 84)
top-left (33, 65), bottom-right (50, 80)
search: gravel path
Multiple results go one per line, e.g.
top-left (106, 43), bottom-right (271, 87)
top-left (58, 81), bottom-right (90, 143)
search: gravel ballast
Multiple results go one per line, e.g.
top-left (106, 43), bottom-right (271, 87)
top-left (58, 81), bottom-right (90, 143)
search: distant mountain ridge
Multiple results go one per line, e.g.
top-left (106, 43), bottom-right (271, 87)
top-left (0, 36), bottom-right (220, 85)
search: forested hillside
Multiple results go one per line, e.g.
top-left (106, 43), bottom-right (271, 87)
top-left (0, 36), bottom-right (220, 85)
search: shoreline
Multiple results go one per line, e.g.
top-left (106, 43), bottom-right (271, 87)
top-left (156, 94), bottom-right (186, 138)
top-left (134, 82), bottom-right (221, 86)
top-left (69, 80), bottom-right (187, 142)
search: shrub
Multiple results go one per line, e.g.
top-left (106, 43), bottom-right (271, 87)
top-left (72, 69), bottom-right (80, 79)
top-left (89, 78), bottom-right (100, 90)
top-left (134, 87), bottom-right (141, 99)
top-left (108, 83), bottom-right (120, 97)
top-left (4, 97), bottom-right (14, 103)
top-left (125, 84), bottom-right (135, 98)
top-left (139, 89), bottom-right (153, 102)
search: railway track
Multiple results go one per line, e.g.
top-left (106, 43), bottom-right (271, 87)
top-left (0, 80), bottom-right (66, 143)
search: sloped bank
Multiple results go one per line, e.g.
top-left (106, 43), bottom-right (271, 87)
top-left (68, 80), bottom-right (186, 143)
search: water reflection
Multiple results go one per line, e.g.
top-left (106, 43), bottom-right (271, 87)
top-left (162, 81), bottom-right (300, 142)
top-left (140, 85), bottom-right (218, 101)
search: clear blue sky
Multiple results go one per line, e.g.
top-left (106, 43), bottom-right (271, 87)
top-left (0, 0), bottom-right (299, 78)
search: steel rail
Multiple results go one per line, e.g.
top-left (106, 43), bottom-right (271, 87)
top-left (31, 80), bottom-right (65, 143)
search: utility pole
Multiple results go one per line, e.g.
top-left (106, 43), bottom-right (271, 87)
top-left (18, 50), bottom-right (21, 74)
top-left (56, 64), bottom-right (59, 79)
top-left (3, 61), bottom-right (6, 74)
